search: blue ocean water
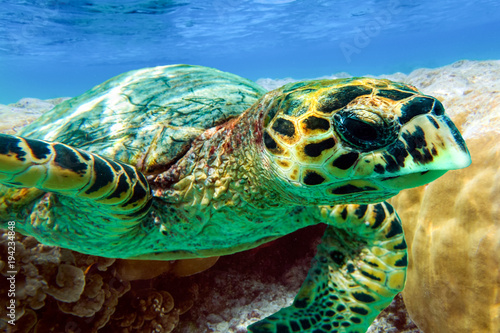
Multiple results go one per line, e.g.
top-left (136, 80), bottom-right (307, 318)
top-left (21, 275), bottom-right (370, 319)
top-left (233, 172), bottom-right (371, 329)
top-left (0, 0), bottom-right (499, 104)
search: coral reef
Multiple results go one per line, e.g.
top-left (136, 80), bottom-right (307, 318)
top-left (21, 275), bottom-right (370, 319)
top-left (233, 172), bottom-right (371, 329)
top-left (115, 256), bottom-right (219, 281)
top-left (107, 288), bottom-right (179, 332)
top-left (0, 97), bottom-right (69, 134)
top-left (389, 60), bottom-right (500, 332)
top-left (366, 294), bottom-right (420, 333)
top-left (0, 231), bottom-right (199, 333)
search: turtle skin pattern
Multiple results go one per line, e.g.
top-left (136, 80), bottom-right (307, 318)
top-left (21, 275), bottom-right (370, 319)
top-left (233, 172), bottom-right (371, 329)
top-left (248, 202), bottom-right (407, 332)
top-left (0, 65), bottom-right (471, 332)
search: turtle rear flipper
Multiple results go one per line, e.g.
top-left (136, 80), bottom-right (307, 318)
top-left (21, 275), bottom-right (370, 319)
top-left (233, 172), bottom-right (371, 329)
top-left (248, 202), bottom-right (407, 333)
top-left (0, 133), bottom-right (152, 220)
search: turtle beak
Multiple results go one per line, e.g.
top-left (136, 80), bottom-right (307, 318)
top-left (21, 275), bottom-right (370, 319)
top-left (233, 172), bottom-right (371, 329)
top-left (369, 113), bottom-right (471, 190)
top-left (401, 114), bottom-right (471, 171)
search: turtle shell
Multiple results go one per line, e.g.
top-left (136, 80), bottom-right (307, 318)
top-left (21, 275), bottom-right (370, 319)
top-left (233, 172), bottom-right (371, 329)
top-left (19, 65), bottom-right (266, 174)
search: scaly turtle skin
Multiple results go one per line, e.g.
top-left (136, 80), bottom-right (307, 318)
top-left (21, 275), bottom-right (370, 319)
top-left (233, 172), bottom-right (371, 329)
top-left (0, 65), bottom-right (471, 332)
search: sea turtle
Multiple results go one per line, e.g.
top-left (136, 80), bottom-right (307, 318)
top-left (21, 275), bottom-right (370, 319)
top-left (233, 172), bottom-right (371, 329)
top-left (0, 64), bottom-right (471, 332)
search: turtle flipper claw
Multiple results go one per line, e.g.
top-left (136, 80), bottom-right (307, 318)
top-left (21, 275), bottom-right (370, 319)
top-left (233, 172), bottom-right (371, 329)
top-left (248, 202), bottom-right (407, 333)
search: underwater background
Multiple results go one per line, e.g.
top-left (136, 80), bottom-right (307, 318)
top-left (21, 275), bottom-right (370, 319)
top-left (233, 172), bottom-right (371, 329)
top-left (1, 0), bottom-right (500, 104)
top-left (1, 1), bottom-right (499, 333)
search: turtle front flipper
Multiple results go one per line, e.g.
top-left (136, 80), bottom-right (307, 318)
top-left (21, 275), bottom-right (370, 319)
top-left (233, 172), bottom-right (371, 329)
top-left (248, 202), bottom-right (406, 333)
top-left (0, 133), bottom-right (152, 220)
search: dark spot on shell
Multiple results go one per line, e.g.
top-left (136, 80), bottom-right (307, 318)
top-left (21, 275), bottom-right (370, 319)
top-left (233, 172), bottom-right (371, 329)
top-left (53, 144), bottom-right (88, 174)
top-left (363, 259), bottom-right (379, 268)
top-left (122, 163), bottom-right (139, 181)
top-left (399, 96), bottom-right (435, 124)
top-left (303, 171), bottom-right (326, 185)
top-left (395, 253), bottom-right (408, 267)
top-left (25, 138), bottom-right (51, 160)
top-left (317, 85), bottom-right (372, 113)
top-left (376, 89), bottom-right (414, 101)
top-left (136, 169), bottom-right (149, 189)
top-left (385, 218), bottom-right (403, 238)
top-left (105, 173), bottom-right (129, 198)
top-left (84, 156), bottom-right (114, 194)
top-left (341, 207), bottom-right (348, 220)
top-left (290, 321), bottom-right (301, 331)
top-left (386, 203), bottom-right (394, 215)
top-left (78, 151), bottom-right (92, 162)
top-left (428, 115), bottom-right (440, 129)
top-left (0, 134), bottom-right (26, 161)
top-left (326, 310), bottom-right (336, 317)
top-left (360, 270), bottom-right (381, 281)
top-left (374, 164), bottom-right (385, 174)
top-left (107, 159), bottom-right (122, 172)
top-left (121, 181), bottom-right (147, 208)
top-left (386, 140), bottom-right (409, 168)
top-left (442, 116), bottom-right (468, 153)
top-left (382, 153), bottom-right (402, 173)
top-left (394, 239), bottom-right (407, 250)
top-left (304, 138), bottom-right (335, 157)
top-left (331, 184), bottom-right (377, 195)
top-left (293, 298), bottom-right (307, 309)
top-left (264, 131), bottom-right (278, 150)
top-left (272, 118), bottom-right (296, 137)
top-left (300, 319), bottom-right (312, 330)
top-left (372, 204), bottom-right (386, 229)
top-left (433, 99), bottom-right (445, 115)
top-left (401, 126), bottom-right (434, 164)
top-left (332, 152), bottom-right (359, 170)
top-left (276, 323), bottom-right (290, 333)
top-left (303, 116), bottom-right (330, 131)
top-left (352, 292), bottom-right (376, 303)
top-left (350, 307), bottom-right (369, 315)
top-left (354, 204), bottom-right (368, 218)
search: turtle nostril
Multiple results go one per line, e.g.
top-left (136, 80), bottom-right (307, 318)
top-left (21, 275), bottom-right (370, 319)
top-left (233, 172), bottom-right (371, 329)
top-left (342, 117), bottom-right (379, 142)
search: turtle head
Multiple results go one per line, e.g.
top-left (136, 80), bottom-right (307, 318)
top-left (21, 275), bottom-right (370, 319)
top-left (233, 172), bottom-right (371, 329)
top-left (259, 78), bottom-right (471, 205)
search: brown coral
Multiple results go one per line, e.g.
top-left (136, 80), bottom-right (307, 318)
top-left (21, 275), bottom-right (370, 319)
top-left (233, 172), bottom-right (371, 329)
top-left (109, 288), bottom-right (180, 332)
top-left (46, 264), bottom-right (85, 303)
top-left (115, 256), bottom-right (219, 281)
top-left (0, 230), bottom-right (201, 333)
top-left (390, 60), bottom-right (500, 332)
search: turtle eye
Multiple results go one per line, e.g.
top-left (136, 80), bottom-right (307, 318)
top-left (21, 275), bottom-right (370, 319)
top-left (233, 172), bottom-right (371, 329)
top-left (333, 109), bottom-right (400, 151)
top-left (342, 117), bottom-right (378, 141)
